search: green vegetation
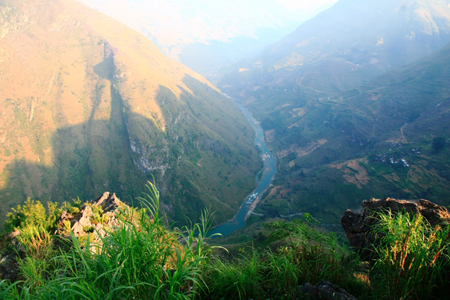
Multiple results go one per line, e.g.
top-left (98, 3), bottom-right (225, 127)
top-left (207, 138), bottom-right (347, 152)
top-left (1, 186), bottom-right (448, 299)
top-left (0, 0), bottom-right (261, 229)
top-left (432, 137), bottom-right (446, 153)
top-left (201, 216), bottom-right (363, 299)
top-left (0, 77), bottom-right (261, 228)
top-left (0, 183), bottom-right (219, 299)
top-left (371, 212), bottom-right (450, 299)
top-left (219, 31), bottom-right (450, 227)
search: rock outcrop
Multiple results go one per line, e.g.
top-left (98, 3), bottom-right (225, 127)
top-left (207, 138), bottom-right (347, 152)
top-left (341, 198), bottom-right (450, 260)
top-left (296, 280), bottom-right (357, 300)
top-left (0, 192), bottom-right (133, 281)
top-left (58, 192), bottom-right (129, 247)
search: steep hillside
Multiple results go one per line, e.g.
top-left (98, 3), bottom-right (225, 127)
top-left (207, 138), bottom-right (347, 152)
top-left (220, 0), bottom-right (450, 98)
top-left (0, 0), bottom-right (261, 225)
top-left (215, 0), bottom-right (450, 224)
top-left (248, 43), bottom-right (450, 224)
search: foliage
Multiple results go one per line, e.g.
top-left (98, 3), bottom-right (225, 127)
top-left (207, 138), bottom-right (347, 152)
top-left (432, 137), bottom-right (446, 153)
top-left (4, 199), bottom-right (61, 233)
top-left (263, 213), bottom-right (317, 247)
top-left (2, 188), bottom-right (450, 299)
top-left (203, 248), bottom-right (263, 299)
top-left (0, 183), bottom-right (216, 299)
top-left (371, 212), bottom-right (450, 299)
top-left (202, 217), bottom-right (364, 299)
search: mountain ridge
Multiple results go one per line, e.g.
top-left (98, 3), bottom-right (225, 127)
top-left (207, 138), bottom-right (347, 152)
top-left (217, 0), bottom-right (450, 223)
top-left (220, 0), bottom-right (450, 97)
top-left (76, 0), bottom-right (338, 79)
top-left (0, 0), bottom-right (261, 225)
top-left (247, 41), bottom-right (450, 223)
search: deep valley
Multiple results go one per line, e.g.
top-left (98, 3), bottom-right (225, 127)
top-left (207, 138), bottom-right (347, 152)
top-left (1, 0), bottom-right (450, 298)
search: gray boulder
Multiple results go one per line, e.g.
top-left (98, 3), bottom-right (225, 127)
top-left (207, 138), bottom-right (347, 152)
top-left (296, 280), bottom-right (357, 300)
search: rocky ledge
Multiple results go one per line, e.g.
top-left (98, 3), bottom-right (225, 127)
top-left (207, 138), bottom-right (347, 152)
top-left (60, 191), bottom-right (127, 239)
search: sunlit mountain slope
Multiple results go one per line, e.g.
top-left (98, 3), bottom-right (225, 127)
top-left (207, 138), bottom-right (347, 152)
top-left (0, 0), bottom-right (261, 225)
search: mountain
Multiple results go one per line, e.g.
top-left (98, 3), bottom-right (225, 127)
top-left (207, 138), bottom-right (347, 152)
top-left (217, 0), bottom-right (450, 224)
top-left (246, 42), bottom-right (450, 224)
top-left (0, 0), bottom-right (261, 225)
top-left (220, 0), bottom-right (450, 98)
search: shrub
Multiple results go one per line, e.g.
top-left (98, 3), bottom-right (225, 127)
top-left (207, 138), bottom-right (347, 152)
top-left (432, 137), bottom-right (446, 152)
top-left (4, 199), bottom-right (60, 233)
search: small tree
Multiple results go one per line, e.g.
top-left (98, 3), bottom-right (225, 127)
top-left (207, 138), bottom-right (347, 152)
top-left (432, 137), bottom-right (446, 153)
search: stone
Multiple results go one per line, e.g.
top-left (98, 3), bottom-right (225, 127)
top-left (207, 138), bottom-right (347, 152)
top-left (67, 193), bottom-right (129, 238)
top-left (296, 280), bottom-right (357, 300)
top-left (78, 205), bottom-right (93, 227)
top-left (107, 215), bottom-right (119, 228)
top-left (93, 192), bottom-right (124, 213)
top-left (8, 229), bottom-right (21, 239)
top-left (341, 197), bottom-right (450, 260)
top-left (60, 210), bottom-right (69, 221)
top-left (1, 192), bottom-right (135, 281)
top-left (95, 192), bottom-right (110, 207)
top-left (94, 224), bottom-right (106, 238)
top-left (71, 222), bottom-right (85, 237)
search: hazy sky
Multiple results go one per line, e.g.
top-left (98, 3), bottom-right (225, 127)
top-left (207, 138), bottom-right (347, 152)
top-left (277, 0), bottom-right (338, 10)
top-left (78, 0), bottom-right (339, 45)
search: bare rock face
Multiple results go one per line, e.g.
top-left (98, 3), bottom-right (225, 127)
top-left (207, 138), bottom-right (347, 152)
top-left (72, 205), bottom-right (94, 236)
top-left (341, 198), bottom-right (450, 260)
top-left (296, 280), bottom-right (357, 300)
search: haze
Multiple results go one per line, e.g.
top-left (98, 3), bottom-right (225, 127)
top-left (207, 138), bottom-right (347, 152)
top-left (77, 0), bottom-right (338, 77)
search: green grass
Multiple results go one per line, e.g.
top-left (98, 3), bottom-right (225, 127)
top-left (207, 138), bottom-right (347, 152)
top-left (201, 215), bottom-right (366, 299)
top-left (1, 186), bottom-right (450, 299)
top-left (370, 212), bottom-right (450, 299)
top-left (0, 183), bottom-right (217, 299)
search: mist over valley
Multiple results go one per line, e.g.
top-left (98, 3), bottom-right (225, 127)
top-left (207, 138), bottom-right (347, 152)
top-left (0, 0), bottom-right (449, 248)
top-left (2, 0), bottom-right (450, 298)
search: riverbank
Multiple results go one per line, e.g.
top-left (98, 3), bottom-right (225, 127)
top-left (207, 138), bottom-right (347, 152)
top-left (208, 97), bottom-right (277, 236)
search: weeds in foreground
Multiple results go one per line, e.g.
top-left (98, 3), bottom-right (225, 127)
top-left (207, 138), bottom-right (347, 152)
top-left (371, 212), bottom-right (450, 299)
top-left (202, 215), bottom-right (365, 299)
top-left (0, 182), bottom-right (214, 299)
top-left (203, 248), bottom-right (263, 299)
top-left (1, 189), bottom-right (450, 299)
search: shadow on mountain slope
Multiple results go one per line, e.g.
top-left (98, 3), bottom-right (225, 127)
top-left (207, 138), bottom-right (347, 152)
top-left (0, 75), bottom-right (261, 228)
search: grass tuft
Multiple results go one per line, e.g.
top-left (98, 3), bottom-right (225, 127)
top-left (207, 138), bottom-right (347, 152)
top-left (370, 211), bottom-right (450, 299)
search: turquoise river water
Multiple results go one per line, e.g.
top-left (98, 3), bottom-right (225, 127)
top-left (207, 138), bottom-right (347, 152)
top-left (208, 100), bottom-right (277, 237)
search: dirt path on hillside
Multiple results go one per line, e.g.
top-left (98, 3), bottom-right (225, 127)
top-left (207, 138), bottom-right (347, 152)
top-left (399, 123), bottom-right (408, 143)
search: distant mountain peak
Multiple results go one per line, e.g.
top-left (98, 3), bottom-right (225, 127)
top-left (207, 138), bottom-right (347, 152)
top-left (220, 0), bottom-right (450, 96)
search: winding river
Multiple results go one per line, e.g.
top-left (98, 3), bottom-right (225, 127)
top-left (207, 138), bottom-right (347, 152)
top-left (208, 100), bottom-right (277, 237)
